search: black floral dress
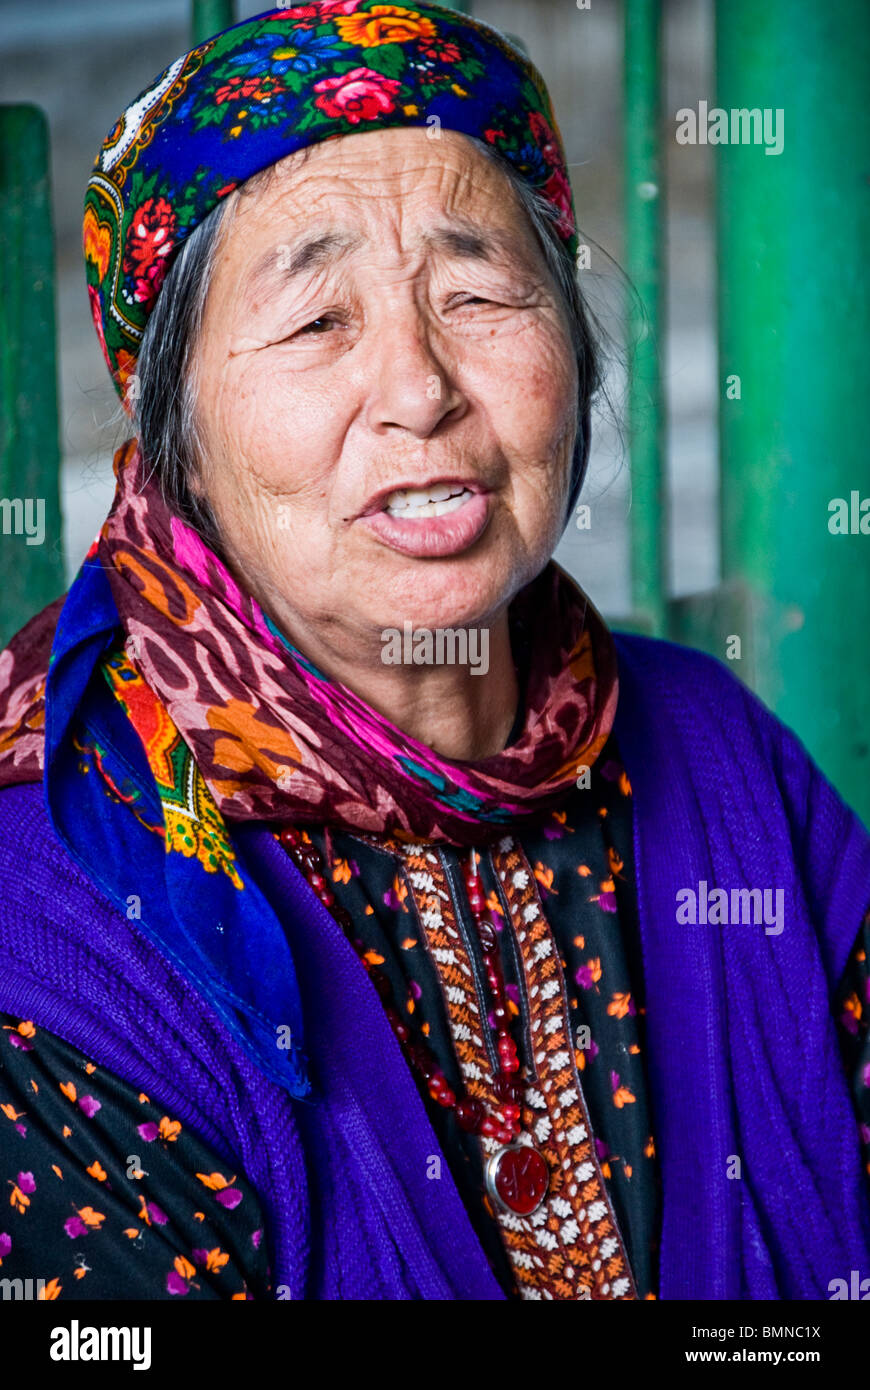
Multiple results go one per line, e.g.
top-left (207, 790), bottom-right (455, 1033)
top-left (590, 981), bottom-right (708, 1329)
top-left (0, 1020), bottom-right (269, 1299)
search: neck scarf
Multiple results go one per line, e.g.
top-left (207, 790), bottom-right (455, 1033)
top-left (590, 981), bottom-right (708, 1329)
top-left (0, 439), bottom-right (617, 846)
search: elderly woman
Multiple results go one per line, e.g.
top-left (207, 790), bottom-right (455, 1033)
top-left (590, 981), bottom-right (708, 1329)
top-left (0, 1), bottom-right (868, 1304)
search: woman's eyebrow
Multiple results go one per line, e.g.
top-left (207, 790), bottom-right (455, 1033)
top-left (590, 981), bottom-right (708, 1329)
top-left (421, 221), bottom-right (521, 264)
top-left (244, 217), bottom-right (524, 305)
top-left (245, 230), bottom-right (363, 304)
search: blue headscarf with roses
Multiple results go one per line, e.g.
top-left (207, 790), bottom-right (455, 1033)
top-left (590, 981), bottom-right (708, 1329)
top-left (83, 0), bottom-right (578, 399)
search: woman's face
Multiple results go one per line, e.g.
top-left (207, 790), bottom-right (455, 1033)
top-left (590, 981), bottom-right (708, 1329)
top-left (194, 125), bottom-right (578, 662)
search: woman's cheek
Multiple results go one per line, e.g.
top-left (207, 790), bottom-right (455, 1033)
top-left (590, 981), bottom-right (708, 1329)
top-left (498, 371), bottom-right (576, 486)
top-left (475, 316), bottom-right (574, 428)
top-left (239, 357), bottom-right (350, 476)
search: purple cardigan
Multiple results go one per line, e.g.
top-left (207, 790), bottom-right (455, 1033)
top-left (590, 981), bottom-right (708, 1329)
top-left (1, 631), bottom-right (869, 1299)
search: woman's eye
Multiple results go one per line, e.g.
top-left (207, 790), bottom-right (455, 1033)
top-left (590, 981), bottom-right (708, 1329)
top-left (297, 316), bottom-right (338, 335)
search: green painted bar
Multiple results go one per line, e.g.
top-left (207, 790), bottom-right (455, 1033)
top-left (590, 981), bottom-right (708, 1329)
top-left (191, 0), bottom-right (236, 45)
top-left (624, 0), bottom-right (666, 635)
top-left (715, 0), bottom-right (870, 823)
top-left (0, 106), bottom-right (65, 651)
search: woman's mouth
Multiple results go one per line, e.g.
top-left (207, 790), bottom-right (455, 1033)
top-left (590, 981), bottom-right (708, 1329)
top-left (360, 481), bottom-right (492, 558)
top-left (384, 483), bottom-right (474, 519)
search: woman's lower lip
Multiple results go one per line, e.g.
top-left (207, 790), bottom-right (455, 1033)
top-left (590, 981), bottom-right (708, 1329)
top-left (360, 491), bottom-right (491, 558)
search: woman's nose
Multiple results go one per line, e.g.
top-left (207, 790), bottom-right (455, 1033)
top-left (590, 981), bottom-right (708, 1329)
top-left (362, 308), bottom-right (466, 439)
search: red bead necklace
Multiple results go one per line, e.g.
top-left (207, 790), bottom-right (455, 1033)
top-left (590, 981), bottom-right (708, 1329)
top-left (277, 827), bottom-right (550, 1217)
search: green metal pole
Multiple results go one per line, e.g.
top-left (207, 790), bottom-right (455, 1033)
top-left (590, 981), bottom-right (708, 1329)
top-left (624, 0), bottom-right (667, 636)
top-left (191, 0), bottom-right (236, 45)
top-left (0, 105), bottom-right (65, 651)
top-left (716, 0), bottom-right (870, 823)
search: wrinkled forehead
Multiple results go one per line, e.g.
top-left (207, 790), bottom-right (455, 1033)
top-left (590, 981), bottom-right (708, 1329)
top-left (222, 127), bottom-right (539, 274)
top-left (236, 127), bottom-right (519, 221)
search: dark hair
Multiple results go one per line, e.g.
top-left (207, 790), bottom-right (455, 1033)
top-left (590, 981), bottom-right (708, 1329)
top-left (133, 134), bottom-right (601, 553)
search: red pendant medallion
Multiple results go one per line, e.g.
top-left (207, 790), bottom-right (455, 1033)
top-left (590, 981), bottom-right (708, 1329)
top-left (485, 1143), bottom-right (550, 1216)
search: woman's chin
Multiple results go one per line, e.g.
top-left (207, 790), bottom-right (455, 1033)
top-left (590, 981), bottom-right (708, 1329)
top-left (360, 567), bottom-right (516, 643)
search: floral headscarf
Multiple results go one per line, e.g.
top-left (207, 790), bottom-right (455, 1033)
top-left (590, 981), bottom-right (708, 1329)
top-left (83, 1), bottom-right (578, 398)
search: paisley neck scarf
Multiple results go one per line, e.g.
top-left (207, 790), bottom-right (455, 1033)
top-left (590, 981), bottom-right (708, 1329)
top-left (0, 439), bottom-right (617, 846)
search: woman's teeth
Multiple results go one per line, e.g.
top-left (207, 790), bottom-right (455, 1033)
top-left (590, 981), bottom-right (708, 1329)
top-left (384, 485), bottom-right (474, 519)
